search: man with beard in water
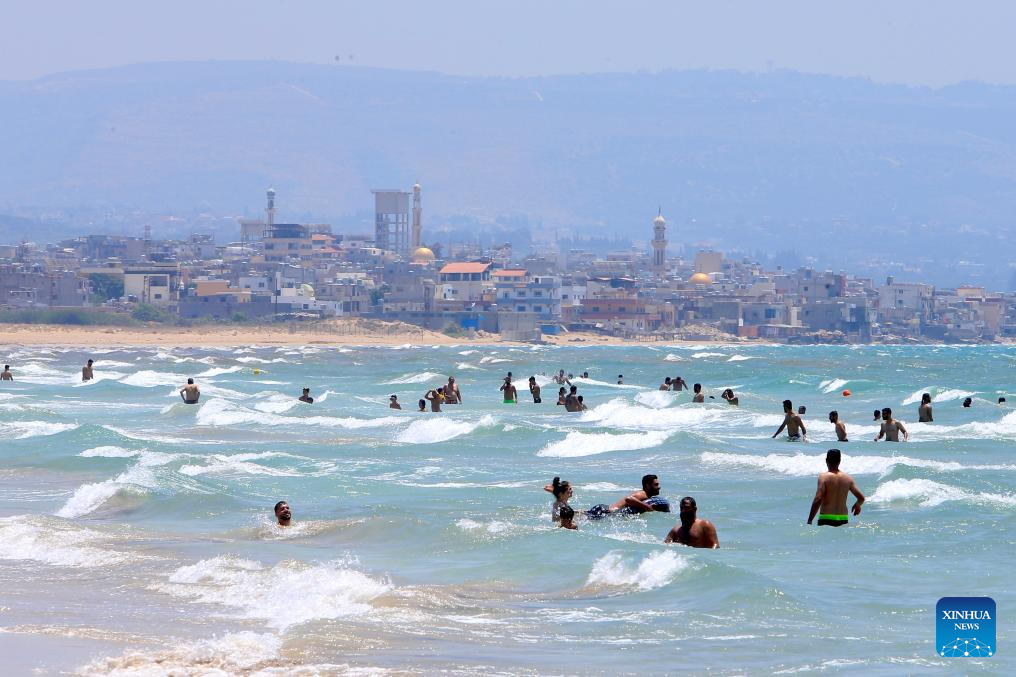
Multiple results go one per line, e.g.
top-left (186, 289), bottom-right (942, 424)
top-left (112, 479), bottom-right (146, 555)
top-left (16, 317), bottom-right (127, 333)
top-left (274, 501), bottom-right (292, 527)
top-left (664, 497), bottom-right (719, 548)
top-left (807, 449), bottom-right (865, 527)
top-left (586, 474), bottom-right (671, 518)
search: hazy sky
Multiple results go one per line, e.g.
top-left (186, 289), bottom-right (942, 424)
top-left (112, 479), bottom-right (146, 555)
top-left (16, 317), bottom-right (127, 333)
top-left (4, 0), bottom-right (1016, 86)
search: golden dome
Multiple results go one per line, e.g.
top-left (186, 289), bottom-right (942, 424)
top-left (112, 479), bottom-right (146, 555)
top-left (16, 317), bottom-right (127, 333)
top-left (411, 246), bottom-right (436, 262)
top-left (688, 272), bottom-right (712, 285)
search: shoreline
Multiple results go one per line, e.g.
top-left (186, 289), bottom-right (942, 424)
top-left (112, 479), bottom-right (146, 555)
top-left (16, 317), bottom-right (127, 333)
top-left (1, 322), bottom-right (1010, 348)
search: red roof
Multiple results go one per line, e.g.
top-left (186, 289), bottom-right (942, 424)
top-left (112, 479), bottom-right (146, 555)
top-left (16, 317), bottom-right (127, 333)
top-left (439, 262), bottom-right (491, 274)
top-left (493, 269), bottom-right (527, 277)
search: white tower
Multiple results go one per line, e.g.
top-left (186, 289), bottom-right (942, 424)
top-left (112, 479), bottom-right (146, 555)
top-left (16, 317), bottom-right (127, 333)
top-left (266, 188), bottom-right (277, 230)
top-left (412, 183), bottom-right (422, 248)
top-left (652, 208), bottom-right (668, 276)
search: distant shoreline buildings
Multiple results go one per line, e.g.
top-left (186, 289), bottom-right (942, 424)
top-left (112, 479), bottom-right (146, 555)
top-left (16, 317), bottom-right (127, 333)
top-left (1, 187), bottom-right (1013, 343)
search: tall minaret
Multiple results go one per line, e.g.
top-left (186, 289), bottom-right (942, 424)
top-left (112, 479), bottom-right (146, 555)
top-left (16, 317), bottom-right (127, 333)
top-left (412, 183), bottom-right (422, 249)
top-left (652, 208), bottom-right (668, 276)
top-left (266, 188), bottom-right (277, 230)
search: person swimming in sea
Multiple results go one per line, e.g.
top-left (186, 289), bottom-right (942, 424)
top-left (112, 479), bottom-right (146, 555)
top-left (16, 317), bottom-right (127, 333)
top-left (962, 397), bottom-right (973, 408)
top-left (179, 378), bottom-right (200, 404)
top-left (299, 387), bottom-right (314, 403)
top-left (772, 399), bottom-right (807, 440)
top-left (425, 387), bottom-right (445, 412)
top-left (556, 387), bottom-right (567, 406)
top-left (586, 475), bottom-right (671, 519)
top-left (617, 374), bottom-right (624, 385)
top-left (500, 376), bottom-right (517, 404)
top-left (529, 376), bottom-right (542, 403)
top-left (82, 359), bottom-right (94, 381)
top-left (576, 395), bottom-right (588, 411)
top-left (544, 476), bottom-right (573, 523)
top-left (918, 393), bottom-right (933, 422)
top-left (874, 407), bottom-right (908, 442)
top-left (553, 369), bottom-right (570, 385)
top-left (873, 409), bottom-right (882, 422)
top-left (444, 377), bottom-right (462, 404)
top-left (664, 497), bottom-right (719, 548)
top-left (0, 364), bottom-right (12, 381)
top-left (659, 377), bottom-right (672, 391)
top-left (672, 376), bottom-right (688, 391)
top-left (274, 501), bottom-right (292, 527)
top-left (692, 383), bottom-right (705, 403)
top-left (829, 410), bottom-right (847, 442)
top-left (389, 394), bottom-right (401, 409)
top-left (807, 449), bottom-right (865, 527)
top-left (721, 388), bottom-right (739, 405)
top-left (558, 505), bottom-right (577, 530)
top-left (418, 398), bottom-right (427, 412)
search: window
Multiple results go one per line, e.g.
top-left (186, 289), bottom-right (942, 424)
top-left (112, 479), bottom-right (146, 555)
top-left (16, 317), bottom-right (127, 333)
top-left (517, 305), bottom-right (526, 312)
top-left (534, 290), bottom-right (543, 297)
top-left (534, 305), bottom-right (543, 312)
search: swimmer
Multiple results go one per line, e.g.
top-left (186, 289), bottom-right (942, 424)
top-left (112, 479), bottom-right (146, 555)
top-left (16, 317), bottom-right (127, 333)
top-left (1000, 397), bottom-right (1007, 405)
top-left (577, 395), bottom-right (588, 411)
top-left (772, 399), bottom-right (807, 440)
top-left (544, 476), bottom-right (573, 523)
top-left (558, 505), bottom-right (577, 529)
top-left (798, 405), bottom-right (807, 416)
top-left (1, 364), bottom-right (12, 381)
top-left (444, 376), bottom-right (462, 404)
top-left (581, 371), bottom-right (589, 379)
top-left (617, 374), bottom-right (624, 385)
top-left (528, 376), bottom-right (542, 403)
top-left (610, 474), bottom-right (671, 514)
top-left (873, 409), bottom-right (882, 422)
top-left (425, 387), bottom-right (444, 412)
top-left (564, 385), bottom-right (579, 412)
top-left (299, 387), bottom-right (314, 404)
top-left (807, 449), bottom-right (864, 527)
top-left (918, 393), bottom-right (933, 422)
top-left (274, 500), bottom-right (292, 527)
top-left (556, 386), bottom-right (567, 406)
top-left (721, 388), bottom-right (739, 405)
top-left (553, 369), bottom-right (570, 385)
top-left (82, 359), bottom-right (94, 381)
top-left (418, 398), bottom-right (427, 412)
top-left (389, 394), bottom-right (401, 409)
top-left (672, 376), bottom-right (688, 391)
top-left (179, 378), bottom-right (200, 404)
top-left (829, 410), bottom-right (847, 442)
top-left (692, 383), bottom-right (705, 403)
top-left (962, 397), bottom-right (973, 408)
top-left (664, 497), bottom-right (719, 548)
top-left (659, 377), bottom-right (672, 391)
top-left (500, 376), bottom-right (517, 404)
top-left (874, 407), bottom-right (908, 442)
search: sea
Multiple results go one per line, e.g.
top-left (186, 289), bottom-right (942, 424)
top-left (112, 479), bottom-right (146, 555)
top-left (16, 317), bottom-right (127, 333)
top-left (0, 343), bottom-right (1013, 675)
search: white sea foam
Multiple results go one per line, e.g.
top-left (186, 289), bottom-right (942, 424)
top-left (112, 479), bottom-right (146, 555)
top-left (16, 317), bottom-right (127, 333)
top-left (901, 387), bottom-right (978, 406)
top-left (456, 518), bottom-right (514, 534)
top-left (458, 349), bottom-right (478, 355)
top-left (819, 378), bottom-right (850, 394)
top-left (537, 431), bottom-right (669, 458)
top-left (582, 482), bottom-right (629, 492)
top-left (396, 414), bottom-right (496, 444)
top-left (194, 365), bottom-right (244, 378)
top-left (586, 550), bottom-right (691, 592)
top-left (55, 463), bottom-right (159, 518)
top-left (869, 478), bottom-right (1016, 509)
top-left (580, 398), bottom-right (727, 430)
top-left (455, 362), bottom-right (483, 370)
top-left (0, 420), bottom-right (77, 439)
top-left (195, 398), bottom-right (401, 430)
top-left (691, 352), bottom-right (725, 358)
top-left (178, 452), bottom-right (307, 477)
top-left (727, 354), bottom-right (755, 362)
top-left (634, 390), bottom-right (676, 409)
top-left (382, 371), bottom-right (444, 385)
top-left (663, 353), bottom-right (684, 362)
top-left (0, 516), bottom-right (132, 568)
top-left (155, 555), bottom-right (391, 630)
top-left (234, 356), bottom-right (291, 364)
top-left (572, 377), bottom-right (642, 390)
top-left (119, 370), bottom-right (179, 388)
top-left (79, 445), bottom-right (140, 458)
top-left (699, 451), bottom-right (1016, 477)
top-left (76, 632), bottom-right (295, 676)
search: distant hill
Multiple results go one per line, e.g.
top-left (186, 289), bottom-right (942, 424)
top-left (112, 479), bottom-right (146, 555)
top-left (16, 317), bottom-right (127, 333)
top-left (1, 61), bottom-right (1015, 287)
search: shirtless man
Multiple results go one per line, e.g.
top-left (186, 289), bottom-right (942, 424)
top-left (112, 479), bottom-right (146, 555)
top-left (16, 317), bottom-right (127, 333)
top-left (617, 374), bottom-right (624, 385)
top-left (659, 377), bottom-right (672, 391)
top-left (829, 410), bottom-right (848, 442)
top-left (692, 383), bottom-right (705, 403)
top-left (721, 389), bottom-right (739, 405)
top-left (564, 384), bottom-right (579, 412)
top-left (425, 387), bottom-right (444, 412)
top-left (553, 369), bottom-right (570, 385)
top-left (179, 378), bottom-right (200, 404)
top-left (772, 399), bottom-right (807, 440)
top-left (609, 474), bottom-right (671, 514)
top-left (1, 365), bottom-right (12, 381)
top-left (274, 501), bottom-right (292, 527)
top-left (807, 449), bottom-right (865, 527)
top-left (672, 376), bottom-right (688, 391)
top-left (664, 497), bottom-right (719, 548)
top-left (873, 409), bottom-right (882, 422)
top-left (875, 407), bottom-right (908, 441)
top-left (500, 377), bottom-right (517, 404)
top-left (82, 359), bottom-right (94, 381)
top-left (444, 377), bottom-right (462, 404)
top-left (528, 376), bottom-right (542, 403)
top-left (918, 393), bottom-right (933, 422)
top-left (299, 387), bottom-right (314, 404)
top-left (389, 394), bottom-right (401, 409)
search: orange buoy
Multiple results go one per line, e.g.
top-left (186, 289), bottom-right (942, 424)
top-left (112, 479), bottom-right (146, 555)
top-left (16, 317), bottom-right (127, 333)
top-left (842, 389), bottom-right (851, 397)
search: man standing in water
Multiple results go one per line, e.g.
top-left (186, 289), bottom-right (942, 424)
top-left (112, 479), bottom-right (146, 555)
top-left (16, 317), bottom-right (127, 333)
top-left (829, 411), bottom-right (848, 442)
top-left (389, 394), bottom-right (401, 409)
top-left (875, 407), bottom-right (908, 441)
top-left (807, 449), bottom-right (865, 527)
top-left (274, 501), bottom-right (292, 527)
top-left (528, 376), bottom-right (542, 403)
top-left (82, 359), bottom-right (94, 381)
top-left (659, 377), bottom-right (672, 391)
top-left (672, 376), bottom-right (688, 391)
top-left (444, 376), bottom-right (462, 404)
top-left (610, 474), bottom-right (671, 514)
top-left (1, 364), bottom-right (12, 381)
top-left (664, 497), bottom-right (719, 548)
top-left (918, 393), bottom-right (933, 422)
top-left (299, 388), bottom-right (314, 404)
top-left (500, 377), bottom-right (517, 404)
top-left (692, 383), bottom-right (705, 403)
top-left (772, 400), bottom-right (807, 440)
top-left (425, 386), bottom-right (444, 412)
top-left (179, 378), bottom-right (200, 404)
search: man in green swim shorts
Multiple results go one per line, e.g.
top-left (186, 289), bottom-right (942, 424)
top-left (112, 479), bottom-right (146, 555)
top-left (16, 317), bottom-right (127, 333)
top-left (807, 449), bottom-right (865, 527)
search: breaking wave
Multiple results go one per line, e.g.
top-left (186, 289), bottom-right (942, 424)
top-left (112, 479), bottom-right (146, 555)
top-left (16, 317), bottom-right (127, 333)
top-left (537, 431), bottom-right (669, 458)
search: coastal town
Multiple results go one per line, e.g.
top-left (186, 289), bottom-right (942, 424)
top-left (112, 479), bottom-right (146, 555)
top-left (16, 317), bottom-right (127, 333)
top-left (2, 186), bottom-right (1013, 344)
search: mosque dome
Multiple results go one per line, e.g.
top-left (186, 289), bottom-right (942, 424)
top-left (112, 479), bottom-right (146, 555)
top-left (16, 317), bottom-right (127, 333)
top-left (411, 246), bottom-right (436, 263)
top-left (688, 272), bottom-right (712, 285)
top-left (654, 214), bottom-right (666, 226)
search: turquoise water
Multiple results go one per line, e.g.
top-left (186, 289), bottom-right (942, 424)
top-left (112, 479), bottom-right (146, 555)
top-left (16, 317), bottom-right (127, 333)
top-left (0, 343), bottom-right (1013, 675)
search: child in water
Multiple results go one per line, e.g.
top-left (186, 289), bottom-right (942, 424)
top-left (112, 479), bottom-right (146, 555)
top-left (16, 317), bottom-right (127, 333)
top-left (558, 505), bottom-right (577, 530)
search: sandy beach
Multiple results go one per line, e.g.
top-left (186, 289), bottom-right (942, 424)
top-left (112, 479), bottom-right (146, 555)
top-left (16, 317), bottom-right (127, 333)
top-left (0, 320), bottom-right (748, 348)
